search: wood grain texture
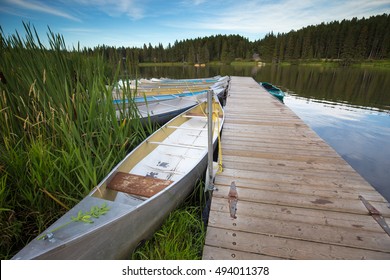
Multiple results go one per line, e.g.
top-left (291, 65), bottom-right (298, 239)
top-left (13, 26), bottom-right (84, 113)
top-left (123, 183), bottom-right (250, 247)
top-left (107, 172), bottom-right (172, 198)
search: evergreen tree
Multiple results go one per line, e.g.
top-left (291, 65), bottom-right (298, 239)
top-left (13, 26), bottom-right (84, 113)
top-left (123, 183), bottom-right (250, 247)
top-left (355, 25), bottom-right (368, 60)
top-left (278, 35), bottom-right (286, 61)
top-left (220, 41), bottom-right (230, 64)
top-left (187, 43), bottom-right (196, 64)
top-left (340, 25), bottom-right (356, 65)
top-left (284, 33), bottom-right (295, 60)
top-left (201, 43), bottom-right (210, 63)
top-left (301, 28), bottom-right (312, 59)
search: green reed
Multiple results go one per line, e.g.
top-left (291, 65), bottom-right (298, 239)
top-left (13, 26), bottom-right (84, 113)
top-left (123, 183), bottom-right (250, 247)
top-left (131, 207), bottom-right (205, 260)
top-left (0, 23), bottom-right (151, 259)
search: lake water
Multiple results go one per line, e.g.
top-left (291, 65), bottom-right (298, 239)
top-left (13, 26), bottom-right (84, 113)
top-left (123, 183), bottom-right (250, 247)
top-left (137, 64), bottom-right (390, 202)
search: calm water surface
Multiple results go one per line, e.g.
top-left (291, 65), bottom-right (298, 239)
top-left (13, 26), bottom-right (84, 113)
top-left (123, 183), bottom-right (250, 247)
top-left (138, 65), bottom-right (390, 201)
top-left (284, 95), bottom-right (390, 201)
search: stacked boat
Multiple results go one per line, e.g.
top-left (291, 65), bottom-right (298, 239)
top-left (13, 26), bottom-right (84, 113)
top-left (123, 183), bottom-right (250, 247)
top-left (114, 76), bottom-right (229, 124)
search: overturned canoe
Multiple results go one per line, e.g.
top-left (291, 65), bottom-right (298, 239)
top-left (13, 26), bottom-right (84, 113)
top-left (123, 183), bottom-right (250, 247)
top-left (117, 92), bottom-right (207, 125)
top-left (145, 75), bottom-right (229, 84)
top-left (113, 89), bottom-right (208, 105)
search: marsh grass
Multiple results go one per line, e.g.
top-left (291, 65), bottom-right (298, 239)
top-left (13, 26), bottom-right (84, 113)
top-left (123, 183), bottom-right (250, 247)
top-left (0, 24), bottom-right (209, 260)
top-left (0, 24), bottom-right (153, 259)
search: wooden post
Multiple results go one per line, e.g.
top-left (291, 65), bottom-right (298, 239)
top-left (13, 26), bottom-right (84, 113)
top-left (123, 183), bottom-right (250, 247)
top-left (206, 89), bottom-right (215, 191)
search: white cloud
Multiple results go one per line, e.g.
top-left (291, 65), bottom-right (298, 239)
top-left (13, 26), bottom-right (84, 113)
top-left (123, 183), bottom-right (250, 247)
top-left (179, 0), bottom-right (207, 6)
top-left (61, 27), bottom-right (101, 34)
top-left (70, 0), bottom-right (146, 20)
top-left (192, 0), bottom-right (207, 5)
top-left (164, 0), bottom-right (390, 37)
top-left (4, 0), bottom-right (81, 22)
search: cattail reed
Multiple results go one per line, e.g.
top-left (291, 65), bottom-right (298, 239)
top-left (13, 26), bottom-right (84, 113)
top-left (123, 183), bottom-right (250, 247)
top-left (0, 23), bottom-right (151, 258)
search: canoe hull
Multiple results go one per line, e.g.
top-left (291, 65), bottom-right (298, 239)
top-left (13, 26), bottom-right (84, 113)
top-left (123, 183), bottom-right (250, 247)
top-left (140, 104), bottom-right (194, 125)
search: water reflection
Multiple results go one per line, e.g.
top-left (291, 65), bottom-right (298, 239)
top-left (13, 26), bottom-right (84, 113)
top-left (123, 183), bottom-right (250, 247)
top-left (137, 65), bottom-right (260, 80)
top-left (252, 65), bottom-right (390, 111)
top-left (285, 95), bottom-right (390, 201)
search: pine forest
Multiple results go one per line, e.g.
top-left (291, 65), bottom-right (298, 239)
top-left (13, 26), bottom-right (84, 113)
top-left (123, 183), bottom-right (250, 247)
top-left (87, 14), bottom-right (390, 65)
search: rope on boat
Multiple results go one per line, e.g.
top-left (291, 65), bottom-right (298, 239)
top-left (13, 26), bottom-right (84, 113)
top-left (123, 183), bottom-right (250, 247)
top-left (213, 106), bottom-right (223, 175)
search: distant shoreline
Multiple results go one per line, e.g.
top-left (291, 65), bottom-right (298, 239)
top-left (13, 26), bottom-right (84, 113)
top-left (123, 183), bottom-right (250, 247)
top-left (138, 59), bottom-right (390, 68)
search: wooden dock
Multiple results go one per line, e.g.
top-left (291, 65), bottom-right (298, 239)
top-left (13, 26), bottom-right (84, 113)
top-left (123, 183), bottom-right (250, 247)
top-left (202, 76), bottom-right (390, 260)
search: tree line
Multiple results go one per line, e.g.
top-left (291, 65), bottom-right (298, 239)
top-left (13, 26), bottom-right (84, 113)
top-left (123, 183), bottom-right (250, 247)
top-left (87, 13), bottom-right (389, 65)
top-left (255, 13), bottom-right (390, 64)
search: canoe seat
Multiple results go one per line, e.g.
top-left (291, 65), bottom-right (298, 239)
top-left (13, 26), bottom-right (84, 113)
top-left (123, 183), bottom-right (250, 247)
top-left (182, 112), bottom-right (206, 117)
top-left (107, 172), bottom-right (173, 198)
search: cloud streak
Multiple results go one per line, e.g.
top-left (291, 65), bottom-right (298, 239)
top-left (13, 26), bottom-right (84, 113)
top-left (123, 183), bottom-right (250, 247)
top-left (61, 27), bottom-right (102, 34)
top-left (164, 0), bottom-right (390, 37)
top-left (4, 0), bottom-right (81, 22)
top-left (70, 0), bottom-right (146, 20)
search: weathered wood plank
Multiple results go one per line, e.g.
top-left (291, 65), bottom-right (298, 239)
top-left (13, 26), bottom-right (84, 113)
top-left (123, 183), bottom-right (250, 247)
top-left (218, 162), bottom-right (378, 191)
top-left (202, 245), bottom-right (283, 260)
top-left (209, 197), bottom-right (389, 233)
top-left (218, 168), bottom-right (372, 191)
top-left (212, 184), bottom-right (390, 216)
top-left (214, 176), bottom-right (387, 202)
top-left (221, 136), bottom-right (333, 150)
top-left (204, 227), bottom-right (390, 260)
top-left (208, 209), bottom-right (390, 252)
top-left (221, 154), bottom-right (356, 173)
top-left (107, 172), bottom-right (172, 197)
top-left (221, 148), bottom-right (348, 164)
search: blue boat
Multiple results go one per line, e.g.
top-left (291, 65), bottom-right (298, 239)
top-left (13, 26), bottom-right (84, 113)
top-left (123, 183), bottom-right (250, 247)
top-left (260, 82), bottom-right (285, 102)
top-left (113, 89), bottom-right (208, 105)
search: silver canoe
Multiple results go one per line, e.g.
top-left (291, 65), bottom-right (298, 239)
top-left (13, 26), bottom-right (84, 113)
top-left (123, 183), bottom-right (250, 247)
top-left (132, 93), bottom-right (207, 125)
top-left (12, 93), bottom-right (224, 260)
top-left (114, 76), bottom-right (229, 91)
top-left (116, 86), bottom-right (227, 125)
top-left (143, 75), bottom-right (229, 84)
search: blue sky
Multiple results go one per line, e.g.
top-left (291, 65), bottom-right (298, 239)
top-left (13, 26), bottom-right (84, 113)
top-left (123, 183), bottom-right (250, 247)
top-left (1, 0), bottom-right (389, 48)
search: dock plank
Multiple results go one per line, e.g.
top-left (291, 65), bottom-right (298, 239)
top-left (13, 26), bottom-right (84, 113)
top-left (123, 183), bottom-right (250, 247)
top-left (205, 227), bottom-right (390, 260)
top-left (202, 76), bottom-right (390, 260)
top-left (209, 197), bottom-right (388, 233)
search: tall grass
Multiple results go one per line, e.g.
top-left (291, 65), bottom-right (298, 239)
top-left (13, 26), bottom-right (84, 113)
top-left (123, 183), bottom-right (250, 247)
top-left (0, 23), bottom-right (151, 259)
